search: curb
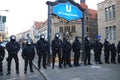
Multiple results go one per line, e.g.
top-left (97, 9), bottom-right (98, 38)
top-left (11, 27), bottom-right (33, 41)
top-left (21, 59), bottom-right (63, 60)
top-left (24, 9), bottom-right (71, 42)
top-left (32, 62), bottom-right (48, 80)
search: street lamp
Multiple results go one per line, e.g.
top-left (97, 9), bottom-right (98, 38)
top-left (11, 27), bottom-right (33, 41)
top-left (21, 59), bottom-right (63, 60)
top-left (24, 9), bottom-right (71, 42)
top-left (0, 10), bottom-right (9, 12)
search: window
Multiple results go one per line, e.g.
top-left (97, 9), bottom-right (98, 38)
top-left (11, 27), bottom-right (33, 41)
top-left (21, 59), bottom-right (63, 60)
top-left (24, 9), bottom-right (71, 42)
top-left (105, 26), bottom-right (116, 40)
top-left (113, 26), bottom-right (116, 40)
top-left (105, 8), bottom-right (109, 20)
top-left (71, 26), bottom-right (76, 32)
top-left (109, 26), bottom-right (112, 40)
top-left (105, 5), bottom-right (116, 20)
top-left (105, 27), bottom-right (109, 39)
top-left (109, 7), bottom-right (112, 19)
top-left (112, 5), bottom-right (116, 18)
top-left (64, 26), bottom-right (70, 32)
top-left (59, 27), bottom-right (63, 33)
top-left (26, 34), bottom-right (30, 38)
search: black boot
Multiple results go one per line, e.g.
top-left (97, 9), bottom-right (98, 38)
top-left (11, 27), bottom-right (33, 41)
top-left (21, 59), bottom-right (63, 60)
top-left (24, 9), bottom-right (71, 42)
top-left (16, 70), bottom-right (19, 74)
top-left (59, 65), bottom-right (62, 69)
top-left (0, 72), bottom-right (3, 75)
top-left (6, 71), bottom-right (11, 75)
top-left (24, 71), bottom-right (27, 74)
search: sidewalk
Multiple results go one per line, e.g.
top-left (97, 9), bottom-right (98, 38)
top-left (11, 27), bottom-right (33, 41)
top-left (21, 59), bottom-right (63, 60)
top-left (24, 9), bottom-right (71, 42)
top-left (33, 53), bottom-right (120, 80)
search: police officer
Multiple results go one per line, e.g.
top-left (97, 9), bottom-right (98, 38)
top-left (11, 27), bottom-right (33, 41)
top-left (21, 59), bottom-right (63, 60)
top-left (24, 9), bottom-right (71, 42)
top-left (103, 38), bottom-right (111, 64)
top-left (84, 36), bottom-right (92, 65)
top-left (117, 41), bottom-right (120, 64)
top-left (36, 34), bottom-right (48, 69)
top-left (0, 44), bottom-right (5, 75)
top-left (72, 36), bottom-right (81, 66)
top-left (110, 43), bottom-right (117, 64)
top-left (62, 38), bottom-right (72, 68)
top-left (22, 39), bottom-right (35, 74)
top-left (6, 35), bottom-right (20, 75)
top-left (52, 33), bottom-right (62, 69)
top-left (93, 39), bottom-right (103, 64)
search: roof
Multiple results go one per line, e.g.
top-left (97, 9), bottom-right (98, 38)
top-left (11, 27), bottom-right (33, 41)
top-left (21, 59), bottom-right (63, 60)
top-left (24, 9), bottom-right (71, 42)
top-left (80, 3), bottom-right (97, 19)
top-left (88, 9), bottom-right (97, 18)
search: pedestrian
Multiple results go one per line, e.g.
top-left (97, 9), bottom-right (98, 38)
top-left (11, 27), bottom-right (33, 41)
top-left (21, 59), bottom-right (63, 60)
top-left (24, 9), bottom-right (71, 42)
top-left (6, 35), bottom-right (20, 75)
top-left (93, 39), bottom-right (103, 64)
top-left (72, 36), bottom-right (81, 66)
top-left (62, 38), bottom-right (72, 68)
top-left (103, 38), bottom-right (111, 64)
top-left (36, 34), bottom-right (48, 69)
top-left (110, 43), bottom-right (117, 64)
top-left (22, 39), bottom-right (35, 74)
top-left (52, 33), bottom-right (62, 69)
top-left (0, 44), bottom-right (5, 75)
top-left (117, 41), bottom-right (120, 64)
top-left (84, 36), bottom-right (93, 66)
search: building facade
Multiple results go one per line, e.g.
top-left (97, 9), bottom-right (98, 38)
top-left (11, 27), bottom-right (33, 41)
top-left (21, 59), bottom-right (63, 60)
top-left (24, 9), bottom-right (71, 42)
top-left (0, 15), bottom-right (7, 41)
top-left (97, 0), bottom-right (120, 44)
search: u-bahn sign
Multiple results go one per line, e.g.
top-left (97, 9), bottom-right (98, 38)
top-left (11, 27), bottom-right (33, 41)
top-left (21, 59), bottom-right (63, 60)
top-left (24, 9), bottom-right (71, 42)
top-left (53, 2), bottom-right (83, 21)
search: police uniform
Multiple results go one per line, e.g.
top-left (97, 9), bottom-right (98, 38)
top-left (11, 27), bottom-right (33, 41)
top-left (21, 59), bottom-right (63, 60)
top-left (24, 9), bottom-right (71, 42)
top-left (0, 44), bottom-right (5, 75)
top-left (103, 38), bottom-right (111, 64)
top-left (117, 41), bottom-right (120, 64)
top-left (93, 39), bottom-right (103, 64)
top-left (6, 35), bottom-right (20, 75)
top-left (84, 36), bottom-right (92, 65)
top-left (110, 43), bottom-right (116, 64)
top-left (36, 34), bottom-right (48, 69)
top-left (72, 36), bottom-right (81, 66)
top-left (52, 33), bottom-right (62, 69)
top-left (62, 38), bottom-right (72, 68)
top-left (22, 39), bottom-right (35, 74)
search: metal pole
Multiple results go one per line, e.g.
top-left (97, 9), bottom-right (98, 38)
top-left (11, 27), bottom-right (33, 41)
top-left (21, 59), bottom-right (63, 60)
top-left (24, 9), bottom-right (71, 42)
top-left (81, 10), bottom-right (86, 61)
top-left (47, 3), bottom-right (51, 66)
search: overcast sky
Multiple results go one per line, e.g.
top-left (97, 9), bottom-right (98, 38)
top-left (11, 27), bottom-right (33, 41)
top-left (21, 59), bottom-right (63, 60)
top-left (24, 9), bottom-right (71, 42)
top-left (0, 0), bottom-right (104, 36)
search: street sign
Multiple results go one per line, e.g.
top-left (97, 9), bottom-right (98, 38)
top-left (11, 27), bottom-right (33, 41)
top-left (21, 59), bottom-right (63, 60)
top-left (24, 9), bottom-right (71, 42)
top-left (53, 2), bottom-right (83, 21)
top-left (97, 35), bottom-right (101, 39)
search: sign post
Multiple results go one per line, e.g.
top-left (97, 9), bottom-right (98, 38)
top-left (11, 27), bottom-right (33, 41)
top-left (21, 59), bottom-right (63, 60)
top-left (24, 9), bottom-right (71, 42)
top-left (46, 0), bottom-right (85, 65)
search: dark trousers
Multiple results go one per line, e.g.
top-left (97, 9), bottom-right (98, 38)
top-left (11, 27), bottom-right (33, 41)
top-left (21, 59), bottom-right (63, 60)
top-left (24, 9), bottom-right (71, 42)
top-left (94, 51), bottom-right (102, 63)
top-left (52, 50), bottom-right (62, 68)
top-left (111, 52), bottom-right (116, 63)
top-left (0, 60), bottom-right (3, 72)
top-left (24, 59), bottom-right (33, 72)
top-left (74, 51), bottom-right (80, 65)
top-left (62, 52), bottom-right (71, 66)
top-left (38, 52), bottom-right (47, 68)
top-left (104, 50), bottom-right (110, 63)
top-left (84, 51), bottom-right (91, 64)
top-left (7, 54), bottom-right (19, 72)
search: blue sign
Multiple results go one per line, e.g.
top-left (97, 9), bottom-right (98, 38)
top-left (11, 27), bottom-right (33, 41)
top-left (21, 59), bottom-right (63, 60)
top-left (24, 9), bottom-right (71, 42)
top-left (97, 35), bottom-right (101, 39)
top-left (53, 2), bottom-right (83, 21)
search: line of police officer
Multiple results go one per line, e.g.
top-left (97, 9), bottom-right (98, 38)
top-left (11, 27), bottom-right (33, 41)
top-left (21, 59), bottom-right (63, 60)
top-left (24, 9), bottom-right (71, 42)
top-left (0, 33), bottom-right (120, 76)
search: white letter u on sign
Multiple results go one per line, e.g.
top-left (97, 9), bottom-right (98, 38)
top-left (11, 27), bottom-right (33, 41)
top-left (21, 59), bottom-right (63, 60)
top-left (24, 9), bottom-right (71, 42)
top-left (66, 4), bottom-right (71, 12)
